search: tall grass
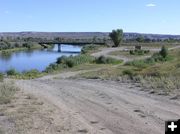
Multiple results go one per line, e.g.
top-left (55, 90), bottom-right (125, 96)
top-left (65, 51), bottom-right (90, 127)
top-left (135, 75), bottom-right (180, 94)
top-left (126, 53), bottom-right (173, 69)
top-left (6, 69), bottom-right (43, 79)
top-left (0, 73), bottom-right (3, 82)
top-left (56, 55), bottom-right (95, 68)
top-left (81, 45), bottom-right (102, 54)
top-left (0, 81), bottom-right (19, 104)
top-left (95, 55), bottom-right (123, 64)
top-left (126, 46), bottom-right (173, 69)
top-left (6, 69), bottom-right (19, 76)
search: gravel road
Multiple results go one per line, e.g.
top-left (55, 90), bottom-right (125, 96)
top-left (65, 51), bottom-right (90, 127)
top-left (15, 75), bottom-right (180, 134)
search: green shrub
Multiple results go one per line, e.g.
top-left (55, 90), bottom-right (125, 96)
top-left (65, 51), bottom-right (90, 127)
top-left (151, 52), bottom-right (173, 62)
top-left (95, 55), bottom-right (122, 64)
top-left (129, 49), bottom-right (150, 55)
top-left (95, 56), bottom-right (107, 64)
top-left (144, 57), bottom-right (155, 64)
top-left (159, 46), bottom-right (168, 58)
top-left (6, 69), bottom-right (19, 76)
top-left (144, 50), bottom-right (150, 54)
top-left (45, 63), bottom-right (68, 73)
top-left (45, 63), bottom-right (59, 73)
top-left (122, 70), bottom-right (134, 76)
top-left (22, 69), bottom-right (41, 78)
top-left (126, 47), bottom-right (172, 68)
top-left (56, 56), bottom-right (67, 64)
top-left (65, 59), bottom-right (75, 67)
top-left (125, 60), bottom-right (148, 68)
top-left (81, 45), bottom-right (99, 54)
top-left (0, 73), bottom-right (3, 82)
top-left (129, 50), bottom-right (134, 55)
top-left (56, 55), bottom-right (95, 68)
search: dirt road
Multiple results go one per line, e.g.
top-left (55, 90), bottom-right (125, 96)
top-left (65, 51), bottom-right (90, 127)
top-left (15, 75), bottom-right (180, 134)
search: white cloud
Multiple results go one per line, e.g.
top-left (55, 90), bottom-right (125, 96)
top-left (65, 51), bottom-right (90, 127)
top-left (146, 3), bottom-right (156, 7)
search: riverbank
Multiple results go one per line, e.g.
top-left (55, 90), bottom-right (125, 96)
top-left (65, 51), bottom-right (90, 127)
top-left (0, 45), bottom-right (45, 54)
top-left (3, 45), bottom-right (180, 94)
top-left (1, 44), bottom-right (180, 134)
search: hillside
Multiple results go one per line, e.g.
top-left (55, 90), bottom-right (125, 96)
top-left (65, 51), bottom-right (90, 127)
top-left (0, 32), bottom-right (180, 40)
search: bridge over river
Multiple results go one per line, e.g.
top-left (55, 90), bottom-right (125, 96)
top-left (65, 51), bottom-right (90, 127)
top-left (39, 39), bottom-right (106, 52)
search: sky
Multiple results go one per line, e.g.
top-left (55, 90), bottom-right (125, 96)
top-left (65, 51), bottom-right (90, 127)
top-left (0, 0), bottom-right (180, 34)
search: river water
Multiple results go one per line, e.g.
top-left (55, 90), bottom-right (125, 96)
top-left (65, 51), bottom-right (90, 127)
top-left (0, 44), bottom-right (81, 73)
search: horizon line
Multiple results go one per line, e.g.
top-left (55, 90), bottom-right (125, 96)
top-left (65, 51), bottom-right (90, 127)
top-left (0, 31), bottom-right (180, 36)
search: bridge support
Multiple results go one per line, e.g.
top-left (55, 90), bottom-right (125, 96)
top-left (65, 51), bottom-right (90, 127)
top-left (58, 44), bottom-right (61, 52)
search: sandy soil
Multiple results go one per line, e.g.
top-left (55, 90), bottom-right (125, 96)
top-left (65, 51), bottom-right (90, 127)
top-left (14, 74), bottom-right (180, 134)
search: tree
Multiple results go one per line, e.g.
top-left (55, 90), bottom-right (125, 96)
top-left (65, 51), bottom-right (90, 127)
top-left (159, 45), bottom-right (168, 58)
top-left (136, 36), bottom-right (144, 42)
top-left (109, 29), bottom-right (123, 47)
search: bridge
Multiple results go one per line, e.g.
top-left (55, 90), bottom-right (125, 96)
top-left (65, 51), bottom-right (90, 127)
top-left (39, 39), bottom-right (106, 52)
top-left (39, 38), bottom-right (106, 45)
top-left (57, 44), bottom-right (81, 53)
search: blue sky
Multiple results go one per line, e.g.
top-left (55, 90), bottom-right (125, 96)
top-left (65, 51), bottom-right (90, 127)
top-left (0, 0), bottom-right (180, 34)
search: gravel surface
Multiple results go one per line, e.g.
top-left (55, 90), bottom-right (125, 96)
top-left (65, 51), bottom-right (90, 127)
top-left (15, 75), bottom-right (180, 134)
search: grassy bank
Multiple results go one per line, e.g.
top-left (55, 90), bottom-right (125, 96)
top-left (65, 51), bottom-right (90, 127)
top-left (81, 44), bottom-right (106, 54)
top-left (5, 69), bottom-right (45, 79)
top-left (0, 44), bottom-right (43, 54)
top-left (109, 50), bottom-right (152, 58)
top-left (79, 47), bottom-right (180, 94)
top-left (45, 54), bottom-right (122, 73)
top-left (121, 42), bottom-right (180, 48)
top-left (3, 53), bottom-right (123, 79)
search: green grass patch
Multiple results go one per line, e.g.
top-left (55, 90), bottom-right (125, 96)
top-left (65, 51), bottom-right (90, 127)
top-left (0, 42), bottom-right (42, 54)
top-left (6, 69), bottom-right (44, 79)
top-left (6, 69), bottom-right (20, 76)
top-left (81, 44), bottom-right (105, 54)
top-left (125, 49), bottom-right (173, 69)
top-left (79, 47), bottom-right (180, 93)
top-left (56, 55), bottom-right (95, 68)
top-left (109, 50), bottom-right (152, 58)
top-left (79, 65), bottom-right (135, 80)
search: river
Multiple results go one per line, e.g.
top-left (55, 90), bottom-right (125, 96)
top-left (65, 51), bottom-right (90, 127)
top-left (0, 44), bottom-right (81, 73)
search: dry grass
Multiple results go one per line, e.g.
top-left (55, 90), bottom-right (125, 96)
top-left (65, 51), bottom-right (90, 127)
top-left (79, 48), bottom-right (180, 94)
top-left (0, 81), bottom-right (19, 104)
top-left (0, 89), bottom-right (63, 134)
top-left (108, 50), bottom-right (152, 58)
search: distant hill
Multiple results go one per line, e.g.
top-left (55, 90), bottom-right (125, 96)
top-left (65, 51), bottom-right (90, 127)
top-left (0, 32), bottom-right (180, 40)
